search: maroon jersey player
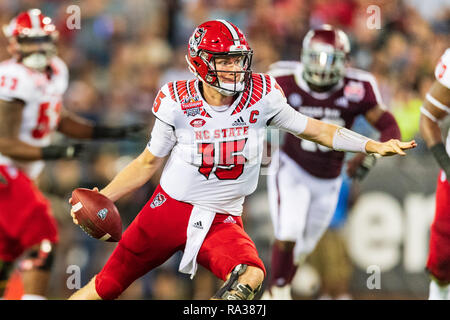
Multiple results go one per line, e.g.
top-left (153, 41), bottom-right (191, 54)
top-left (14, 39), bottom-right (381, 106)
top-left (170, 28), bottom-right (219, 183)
top-left (263, 25), bottom-right (402, 299)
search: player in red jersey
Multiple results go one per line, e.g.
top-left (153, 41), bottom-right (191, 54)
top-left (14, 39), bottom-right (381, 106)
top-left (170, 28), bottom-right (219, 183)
top-left (262, 25), bottom-right (402, 299)
top-left (0, 9), bottom-right (142, 300)
top-left (68, 20), bottom-right (415, 300)
top-left (420, 48), bottom-right (450, 300)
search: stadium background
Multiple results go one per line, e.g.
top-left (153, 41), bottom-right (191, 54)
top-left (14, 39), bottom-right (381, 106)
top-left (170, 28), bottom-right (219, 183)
top-left (0, 0), bottom-right (448, 299)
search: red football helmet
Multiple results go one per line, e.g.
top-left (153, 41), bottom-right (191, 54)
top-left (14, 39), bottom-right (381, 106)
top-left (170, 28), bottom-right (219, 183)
top-left (3, 9), bottom-right (58, 70)
top-left (186, 20), bottom-right (253, 96)
top-left (301, 25), bottom-right (350, 87)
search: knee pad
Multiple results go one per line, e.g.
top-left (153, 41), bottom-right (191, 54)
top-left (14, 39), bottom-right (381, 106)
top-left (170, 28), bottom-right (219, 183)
top-left (212, 264), bottom-right (262, 300)
top-left (19, 240), bottom-right (54, 272)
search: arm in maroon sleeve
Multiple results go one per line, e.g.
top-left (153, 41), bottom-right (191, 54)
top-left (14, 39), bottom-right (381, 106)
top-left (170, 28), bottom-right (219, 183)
top-left (372, 110), bottom-right (401, 141)
top-left (365, 106), bottom-right (401, 141)
top-left (347, 106), bottom-right (401, 179)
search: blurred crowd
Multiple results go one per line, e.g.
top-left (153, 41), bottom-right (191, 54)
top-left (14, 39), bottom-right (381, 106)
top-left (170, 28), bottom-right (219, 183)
top-left (0, 0), bottom-right (448, 299)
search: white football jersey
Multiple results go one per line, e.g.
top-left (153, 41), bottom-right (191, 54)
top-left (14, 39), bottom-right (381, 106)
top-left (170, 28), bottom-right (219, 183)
top-left (148, 74), bottom-right (308, 215)
top-left (0, 57), bottom-right (69, 178)
top-left (435, 48), bottom-right (450, 89)
top-left (434, 48), bottom-right (450, 157)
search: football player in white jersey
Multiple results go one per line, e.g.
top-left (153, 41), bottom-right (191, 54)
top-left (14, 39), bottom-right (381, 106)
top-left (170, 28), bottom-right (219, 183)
top-left (420, 48), bottom-right (450, 300)
top-left (0, 9), bottom-right (143, 300)
top-left (262, 25), bottom-right (402, 300)
top-left (68, 20), bottom-right (415, 300)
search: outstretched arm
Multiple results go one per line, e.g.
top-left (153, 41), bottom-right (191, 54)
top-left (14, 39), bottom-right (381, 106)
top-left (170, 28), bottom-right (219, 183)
top-left (0, 98), bottom-right (42, 160)
top-left (298, 116), bottom-right (415, 156)
top-left (419, 80), bottom-right (450, 175)
top-left (56, 107), bottom-right (95, 139)
top-left (267, 85), bottom-right (415, 157)
top-left (57, 106), bottom-right (144, 140)
top-left (0, 99), bottom-right (80, 160)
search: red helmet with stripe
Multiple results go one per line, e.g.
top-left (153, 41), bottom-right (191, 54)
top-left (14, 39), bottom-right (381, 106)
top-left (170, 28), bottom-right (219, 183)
top-left (3, 9), bottom-right (57, 39)
top-left (301, 24), bottom-right (350, 87)
top-left (3, 9), bottom-right (58, 70)
top-left (186, 20), bottom-right (253, 96)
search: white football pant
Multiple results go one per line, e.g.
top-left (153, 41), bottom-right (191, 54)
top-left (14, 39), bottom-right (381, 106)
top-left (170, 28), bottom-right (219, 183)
top-left (267, 150), bottom-right (342, 264)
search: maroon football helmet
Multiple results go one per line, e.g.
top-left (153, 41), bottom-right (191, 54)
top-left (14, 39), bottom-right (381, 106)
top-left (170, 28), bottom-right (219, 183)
top-left (3, 9), bottom-right (58, 70)
top-left (301, 25), bottom-right (350, 87)
top-left (186, 20), bottom-right (253, 96)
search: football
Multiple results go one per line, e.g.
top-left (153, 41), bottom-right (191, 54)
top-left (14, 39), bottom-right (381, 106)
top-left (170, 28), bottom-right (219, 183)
top-left (70, 188), bottom-right (122, 242)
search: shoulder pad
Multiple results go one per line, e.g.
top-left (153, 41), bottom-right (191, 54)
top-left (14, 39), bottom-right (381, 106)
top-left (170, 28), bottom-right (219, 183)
top-left (231, 73), bottom-right (273, 114)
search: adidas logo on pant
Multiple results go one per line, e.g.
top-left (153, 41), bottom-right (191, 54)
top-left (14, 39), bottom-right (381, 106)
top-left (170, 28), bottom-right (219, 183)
top-left (223, 216), bottom-right (236, 224)
top-left (193, 221), bottom-right (203, 229)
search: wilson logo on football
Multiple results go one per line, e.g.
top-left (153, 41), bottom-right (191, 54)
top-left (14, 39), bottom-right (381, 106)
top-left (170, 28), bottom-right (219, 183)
top-left (190, 118), bottom-right (206, 128)
top-left (150, 193), bottom-right (166, 208)
top-left (97, 208), bottom-right (108, 220)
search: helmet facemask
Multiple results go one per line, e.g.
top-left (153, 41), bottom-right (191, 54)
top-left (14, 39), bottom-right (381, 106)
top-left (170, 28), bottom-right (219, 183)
top-left (14, 35), bottom-right (57, 70)
top-left (302, 47), bottom-right (346, 87)
top-left (199, 51), bottom-right (253, 96)
top-left (186, 20), bottom-right (254, 96)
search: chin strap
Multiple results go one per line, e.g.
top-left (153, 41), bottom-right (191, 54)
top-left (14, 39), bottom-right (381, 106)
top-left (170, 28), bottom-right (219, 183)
top-left (212, 264), bottom-right (262, 300)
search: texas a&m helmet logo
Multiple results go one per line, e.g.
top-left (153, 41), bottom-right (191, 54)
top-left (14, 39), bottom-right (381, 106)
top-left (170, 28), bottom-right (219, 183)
top-left (189, 27), bottom-right (206, 57)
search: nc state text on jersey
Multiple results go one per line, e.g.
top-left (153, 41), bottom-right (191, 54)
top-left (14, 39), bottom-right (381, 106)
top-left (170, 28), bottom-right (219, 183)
top-left (195, 126), bottom-right (249, 140)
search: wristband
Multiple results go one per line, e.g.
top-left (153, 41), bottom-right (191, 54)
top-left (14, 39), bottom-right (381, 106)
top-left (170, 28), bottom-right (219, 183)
top-left (430, 143), bottom-right (450, 177)
top-left (332, 127), bottom-right (370, 154)
top-left (42, 145), bottom-right (75, 160)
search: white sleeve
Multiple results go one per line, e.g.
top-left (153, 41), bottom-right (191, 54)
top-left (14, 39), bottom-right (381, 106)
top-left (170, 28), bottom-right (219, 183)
top-left (268, 102), bottom-right (309, 135)
top-left (0, 64), bottom-right (34, 102)
top-left (152, 84), bottom-right (176, 126)
top-left (264, 75), bottom-right (308, 135)
top-left (146, 118), bottom-right (177, 157)
top-left (435, 48), bottom-right (450, 89)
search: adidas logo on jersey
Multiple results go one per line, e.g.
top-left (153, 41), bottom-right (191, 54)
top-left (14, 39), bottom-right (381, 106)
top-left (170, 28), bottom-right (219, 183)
top-left (232, 116), bottom-right (247, 126)
top-left (193, 221), bottom-right (203, 229)
top-left (223, 216), bottom-right (236, 224)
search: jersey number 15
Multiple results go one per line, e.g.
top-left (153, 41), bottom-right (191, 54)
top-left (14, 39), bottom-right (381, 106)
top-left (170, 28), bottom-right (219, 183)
top-left (198, 139), bottom-right (247, 180)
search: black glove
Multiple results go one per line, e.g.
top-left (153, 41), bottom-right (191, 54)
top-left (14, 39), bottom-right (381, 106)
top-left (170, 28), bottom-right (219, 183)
top-left (430, 142), bottom-right (450, 179)
top-left (92, 124), bottom-right (146, 139)
top-left (41, 144), bottom-right (85, 160)
top-left (347, 154), bottom-right (377, 181)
